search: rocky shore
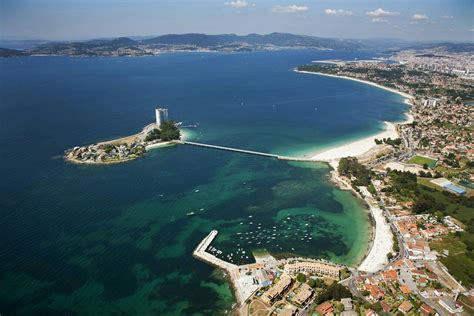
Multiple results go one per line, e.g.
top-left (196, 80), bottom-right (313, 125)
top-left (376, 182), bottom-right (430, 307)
top-left (65, 121), bottom-right (181, 164)
top-left (65, 142), bottom-right (147, 164)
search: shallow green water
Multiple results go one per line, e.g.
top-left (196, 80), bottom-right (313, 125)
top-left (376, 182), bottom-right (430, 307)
top-left (0, 50), bottom-right (407, 315)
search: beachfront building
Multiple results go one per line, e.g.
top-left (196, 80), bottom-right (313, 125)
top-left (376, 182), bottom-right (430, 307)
top-left (284, 261), bottom-right (341, 280)
top-left (262, 273), bottom-right (293, 304)
top-left (155, 107), bottom-right (169, 129)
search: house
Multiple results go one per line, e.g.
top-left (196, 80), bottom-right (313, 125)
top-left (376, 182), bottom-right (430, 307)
top-left (381, 270), bottom-right (398, 282)
top-left (417, 277), bottom-right (429, 287)
top-left (399, 285), bottom-right (412, 295)
top-left (398, 301), bottom-right (413, 314)
top-left (316, 302), bottom-right (334, 315)
top-left (292, 283), bottom-right (313, 307)
top-left (262, 274), bottom-right (293, 304)
top-left (365, 284), bottom-right (384, 301)
top-left (364, 309), bottom-right (378, 316)
top-left (420, 303), bottom-right (436, 316)
top-left (380, 301), bottom-right (392, 313)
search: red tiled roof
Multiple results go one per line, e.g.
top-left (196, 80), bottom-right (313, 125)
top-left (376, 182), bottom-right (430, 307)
top-left (420, 303), bottom-right (435, 316)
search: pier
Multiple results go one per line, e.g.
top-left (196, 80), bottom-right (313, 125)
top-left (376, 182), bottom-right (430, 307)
top-left (193, 230), bottom-right (238, 271)
top-left (193, 230), bottom-right (249, 304)
top-left (178, 141), bottom-right (316, 162)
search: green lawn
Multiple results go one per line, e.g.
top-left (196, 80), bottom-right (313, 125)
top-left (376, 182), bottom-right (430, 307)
top-left (407, 155), bottom-right (437, 168)
top-left (417, 178), bottom-right (442, 191)
top-left (431, 234), bottom-right (474, 288)
top-left (417, 185), bottom-right (473, 224)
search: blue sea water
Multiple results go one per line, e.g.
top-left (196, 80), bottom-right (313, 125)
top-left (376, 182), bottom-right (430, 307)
top-left (0, 50), bottom-right (408, 315)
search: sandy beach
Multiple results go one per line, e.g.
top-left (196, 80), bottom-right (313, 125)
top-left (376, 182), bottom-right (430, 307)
top-left (295, 70), bottom-right (408, 272)
top-left (358, 205), bottom-right (393, 273)
top-left (311, 121), bottom-right (398, 163)
top-left (296, 70), bottom-right (413, 99)
top-left (298, 69), bottom-right (414, 164)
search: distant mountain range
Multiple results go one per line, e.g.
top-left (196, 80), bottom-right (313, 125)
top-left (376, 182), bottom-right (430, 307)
top-left (0, 33), bottom-right (472, 57)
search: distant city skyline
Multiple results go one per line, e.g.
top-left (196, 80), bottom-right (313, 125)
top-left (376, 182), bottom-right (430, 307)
top-left (1, 0), bottom-right (473, 42)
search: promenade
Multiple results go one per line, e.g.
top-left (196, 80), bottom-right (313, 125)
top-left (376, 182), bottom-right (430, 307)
top-left (178, 141), bottom-right (315, 162)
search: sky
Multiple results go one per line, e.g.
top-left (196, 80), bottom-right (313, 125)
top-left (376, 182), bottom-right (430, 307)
top-left (1, 0), bottom-right (473, 42)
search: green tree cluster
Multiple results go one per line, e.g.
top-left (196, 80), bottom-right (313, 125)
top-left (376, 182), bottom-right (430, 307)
top-left (307, 278), bottom-right (326, 289)
top-left (297, 273), bottom-right (307, 283)
top-left (160, 121), bottom-right (181, 141)
top-left (338, 157), bottom-right (371, 186)
top-left (145, 129), bottom-right (161, 142)
top-left (315, 283), bottom-right (352, 304)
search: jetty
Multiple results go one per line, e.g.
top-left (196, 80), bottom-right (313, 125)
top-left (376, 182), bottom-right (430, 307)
top-left (177, 141), bottom-right (316, 162)
top-left (193, 230), bottom-right (252, 305)
top-left (193, 230), bottom-right (238, 271)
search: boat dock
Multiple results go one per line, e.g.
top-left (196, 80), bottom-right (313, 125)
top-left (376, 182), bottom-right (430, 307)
top-left (193, 230), bottom-right (251, 304)
top-left (192, 230), bottom-right (238, 271)
top-left (177, 141), bottom-right (316, 162)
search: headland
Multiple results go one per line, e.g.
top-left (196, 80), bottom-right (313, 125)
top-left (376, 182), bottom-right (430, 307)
top-left (65, 108), bottom-right (182, 164)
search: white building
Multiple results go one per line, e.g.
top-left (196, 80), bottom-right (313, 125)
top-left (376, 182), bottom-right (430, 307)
top-left (155, 108), bottom-right (169, 129)
top-left (423, 98), bottom-right (440, 107)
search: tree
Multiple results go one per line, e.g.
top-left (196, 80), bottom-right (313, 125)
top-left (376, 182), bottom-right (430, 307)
top-left (145, 129), bottom-right (161, 142)
top-left (316, 283), bottom-right (352, 304)
top-left (297, 273), bottom-right (306, 283)
top-left (308, 278), bottom-right (325, 288)
top-left (159, 121), bottom-right (181, 141)
top-left (338, 157), bottom-right (371, 186)
top-left (423, 163), bottom-right (428, 170)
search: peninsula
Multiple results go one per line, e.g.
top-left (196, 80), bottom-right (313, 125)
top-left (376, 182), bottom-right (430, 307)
top-left (65, 108), bottom-right (181, 164)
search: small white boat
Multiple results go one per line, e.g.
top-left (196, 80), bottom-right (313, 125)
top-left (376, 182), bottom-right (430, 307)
top-left (187, 212), bottom-right (195, 216)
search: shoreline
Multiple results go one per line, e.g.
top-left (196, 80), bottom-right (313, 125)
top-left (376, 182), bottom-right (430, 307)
top-left (65, 125), bottom-right (191, 165)
top-left (295, 69), bottom-right (414, 99)
top-left (295, 69), bottom-right (414, 164)
top-left (295, 69), bottom-right (408, 272)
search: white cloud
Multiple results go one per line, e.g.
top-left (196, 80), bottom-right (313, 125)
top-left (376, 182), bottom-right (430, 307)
top-left (469, 28), bottom-right (474, 32)
top-left (366, 8), bottom-right (399, 17)
top-left (324, 9), bottom-right (353, 16)
top-left (272, 5), bottom-right (308, 13)
top-left (412, 14), bottom-right (428, 21)
top-left (441, 15), bottom-right (454, 19)
top-left (371, 17), bottom-right (388, 23)
top-left (225, 0), bottom-right (248, 9)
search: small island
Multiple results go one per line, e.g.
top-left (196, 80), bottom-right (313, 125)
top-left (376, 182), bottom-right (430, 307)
top-left (65, 108), bottom-right (181, 164)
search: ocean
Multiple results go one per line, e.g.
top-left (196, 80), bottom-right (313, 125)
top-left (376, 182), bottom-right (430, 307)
top-left (0, 50), bottom-right (408, 315)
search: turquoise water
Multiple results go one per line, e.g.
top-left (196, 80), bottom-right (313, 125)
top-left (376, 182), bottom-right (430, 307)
top-left (0, 51), bottom-right (408, 315)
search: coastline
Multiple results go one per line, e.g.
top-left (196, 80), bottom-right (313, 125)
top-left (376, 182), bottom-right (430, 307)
top-left (295, 69), bottom-right (408, 272)
top-left (65, 126), bottom-right (191, 165)
top-left (295, 69), bottom-right (414, 99)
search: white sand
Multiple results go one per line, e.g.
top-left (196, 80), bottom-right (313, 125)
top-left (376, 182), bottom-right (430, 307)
top-left (296, 70), bottom-right (413, 99)
top-left (295, 70), bottom-right (404, 272)
top-left (296, 70), bottom-right (414, 164)
top-left (357, 186), bottom-right (394, 273)
top-left (358, 205), bottom-right (393, 273)
top-left (311, 121), bottom-right (398, 163)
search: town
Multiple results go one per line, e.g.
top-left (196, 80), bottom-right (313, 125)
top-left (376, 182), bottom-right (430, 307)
top-left (190, 48), bottom-right (473, 316)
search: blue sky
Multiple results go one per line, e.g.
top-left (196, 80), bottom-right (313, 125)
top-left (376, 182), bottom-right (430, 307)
top-left (1, 0), bottom-right (473, 41)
